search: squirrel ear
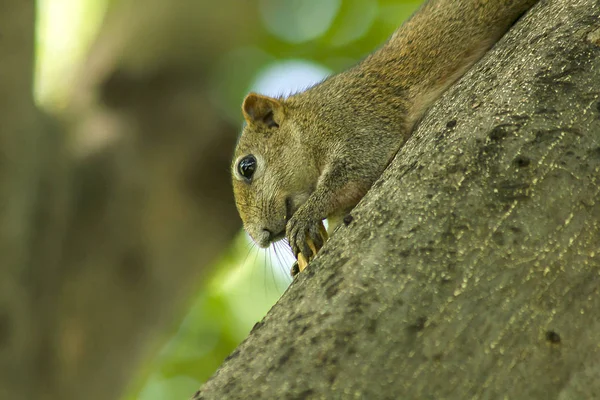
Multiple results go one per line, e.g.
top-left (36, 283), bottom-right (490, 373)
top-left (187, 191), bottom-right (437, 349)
top-left (242, 93), bottom-right (283, 128)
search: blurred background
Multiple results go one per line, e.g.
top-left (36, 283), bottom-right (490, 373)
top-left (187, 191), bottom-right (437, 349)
top-left (31, 0), bottom-right (421, 398)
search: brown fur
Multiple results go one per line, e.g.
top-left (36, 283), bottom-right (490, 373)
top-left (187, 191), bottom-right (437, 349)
top-left (232, 0), bottom-right (540, 261)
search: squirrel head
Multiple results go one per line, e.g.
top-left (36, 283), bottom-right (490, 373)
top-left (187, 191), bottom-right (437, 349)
top-left (232, 93), bottom-right (319, 247)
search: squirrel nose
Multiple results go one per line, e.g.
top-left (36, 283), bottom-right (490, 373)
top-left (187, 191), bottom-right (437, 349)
top-left (262, 229), bottom-right (273, 241)
top-left (253, 229), bottom-right (271, 248)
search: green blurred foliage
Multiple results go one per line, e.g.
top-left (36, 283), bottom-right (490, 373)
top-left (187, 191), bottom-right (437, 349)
top-left (35, 0), bottom-right (422, 398)
top-left (123, 233), bottom-right (291, 400)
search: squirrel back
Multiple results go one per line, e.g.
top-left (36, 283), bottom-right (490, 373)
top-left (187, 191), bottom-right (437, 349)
top-left (232, 0), bottom-right (540, 262)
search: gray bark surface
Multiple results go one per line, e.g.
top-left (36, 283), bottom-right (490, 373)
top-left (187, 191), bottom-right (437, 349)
top-left (195, 0), bottom-right (600, 398)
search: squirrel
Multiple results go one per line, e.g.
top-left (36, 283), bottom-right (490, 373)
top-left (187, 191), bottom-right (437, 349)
top-left (231, 0), bottom-right (540, 270)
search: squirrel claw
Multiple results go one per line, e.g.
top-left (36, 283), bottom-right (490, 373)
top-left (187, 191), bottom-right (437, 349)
top-left (287, 218), bottom-right (321, 261)
top-left (287, 213), bottom-right (326, 266)
top-left (290, 262), bottom-right (300, 277)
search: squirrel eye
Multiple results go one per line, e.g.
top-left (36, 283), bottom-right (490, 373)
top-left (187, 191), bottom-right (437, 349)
top-left (238, 155), bottom-right (257, 181)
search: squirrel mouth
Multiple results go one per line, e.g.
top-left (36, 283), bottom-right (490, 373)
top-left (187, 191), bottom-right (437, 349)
top-left (269, 197), bottom-right (294, 243)
top-left (255, 229), bottom-right (284, 248)
top-left (270, 230), bottom-right (286, 243)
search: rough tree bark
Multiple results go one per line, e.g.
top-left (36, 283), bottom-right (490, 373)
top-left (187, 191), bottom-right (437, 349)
top-left (195, 0), bottom-right (600, 398)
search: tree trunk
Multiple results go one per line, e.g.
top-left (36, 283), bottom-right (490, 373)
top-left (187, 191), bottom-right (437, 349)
top-left (194, 0), bottom-right (600, 398)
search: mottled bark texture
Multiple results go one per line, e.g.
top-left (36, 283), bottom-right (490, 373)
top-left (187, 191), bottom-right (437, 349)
top-left (195, 0), bottom-right (600, 399)
top-left (0, 0), bottom-right (256, 399)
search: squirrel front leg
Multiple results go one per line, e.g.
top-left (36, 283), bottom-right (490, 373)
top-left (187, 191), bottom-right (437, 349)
top-left (287, 161), bottom-right (372, 260)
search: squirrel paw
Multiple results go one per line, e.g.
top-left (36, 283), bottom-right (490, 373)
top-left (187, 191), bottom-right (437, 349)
top-left (286, 212), bottom-right (324, 261)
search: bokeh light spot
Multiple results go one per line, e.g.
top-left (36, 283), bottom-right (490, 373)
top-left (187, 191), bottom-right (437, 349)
top-left (329, 0), bottom-right (379, 47)
top-left (250, 60), bottom-right (332, 98)
top-left (259, 0), bottom-right (341, 43)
